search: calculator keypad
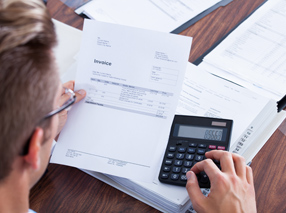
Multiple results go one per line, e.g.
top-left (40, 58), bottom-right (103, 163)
top-left (159, 141), bottom-right (225, 188)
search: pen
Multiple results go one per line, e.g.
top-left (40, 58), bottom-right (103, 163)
top-left (277, 94), bottom-right (286, 112)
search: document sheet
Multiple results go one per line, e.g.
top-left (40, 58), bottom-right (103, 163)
top-left (201, 0), bottom-right (286, 100)
top-left (51, 19), bottom-right (192, 181)
top-left (53, 19), bottom-right (82, 77)
top-left (76, 0), bottom-right (220, 32)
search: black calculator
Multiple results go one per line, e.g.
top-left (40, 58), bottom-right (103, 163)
top-left (159, 115), bottom-right (233, 188)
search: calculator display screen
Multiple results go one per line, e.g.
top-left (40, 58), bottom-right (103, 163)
top-left (173, 124), bottom-right (227, 141)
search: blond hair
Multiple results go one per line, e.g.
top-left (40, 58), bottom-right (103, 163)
top-left (0, 0), bottom-right (59, 180)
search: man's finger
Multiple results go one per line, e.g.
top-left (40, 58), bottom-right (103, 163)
top-left (62, 80), bottom-right (75, 92)
top-left (60, 91), bottom-right (71, 104)
top-left (186, 171), bottom-right (206, 212)
top-left (74, 89), bottom-right (86, 104)
top-left (191, 159), bottom-right (221, 182)
top-left (232, 153), bottom-right (246, 178)
top-left (205, 150), bottom-right (235, 174)
top-left (59, 89), bottom-right (86, 107)
top-left (246, 166), bottom-right (254, 185)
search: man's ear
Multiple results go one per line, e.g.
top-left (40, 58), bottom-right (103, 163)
top-left (23, 127), bottom-right (44, 170)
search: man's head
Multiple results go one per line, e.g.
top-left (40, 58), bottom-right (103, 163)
top-left (0, 0), bottom-right (60, 184)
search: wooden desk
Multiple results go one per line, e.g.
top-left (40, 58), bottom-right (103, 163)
top-left (30, 0), bottom-right (286, 212)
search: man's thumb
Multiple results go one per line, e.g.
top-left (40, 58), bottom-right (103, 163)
top-left (186, 171), bottom-right (206, 209)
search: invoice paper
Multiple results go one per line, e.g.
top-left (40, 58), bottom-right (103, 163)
top-left (51, 19), bottom-right (192, 181)
top-left (75, 0), bottom-right (220, 32)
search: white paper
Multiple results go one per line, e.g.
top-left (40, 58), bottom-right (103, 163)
top-left (52, 19), bottom-right (82, 77)
top-left (51, 19), bottom-right (192, 181)
top-left (76, 0), bottom-right (220, 32)
top-left (202, 0), bottom-right (286, 100)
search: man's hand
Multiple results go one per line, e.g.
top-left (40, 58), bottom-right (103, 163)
top-left (56, 81), bottom-right (86, 138)
top-left (186, 150), bottom-right (256, 213)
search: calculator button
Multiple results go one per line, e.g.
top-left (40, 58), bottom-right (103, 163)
top-left (174, 160), bottom-right (183, 166)
top-left (209, 145), bottom-right (216, 149)
top-left (198, 171), bottom-right (209, 184)
top-left (161, 173), bottom-right (169, 179)
top-left (167, 153), bottom-right (174, 158)
top-left (171, 174), bottom-right (179, 180)
top-left (189, 142), bottom-right (197, 147)
top-left (197, 149), bottom-right (206, 155)
top-left (169, 146), bottom-right (176, 152)
top-left (165, 160), bottom-right (173, 165)
top-left (178, 147), bottom-right (186, 153)
top-left (184, 161), bottom-right (193, 167)
top-left (163, 166), bottom-right (171, 172)
top-left (172, 167), bottom-right (181, 173)
top-left (182, 168), bottom-right (190, 174)
top-left (177, 140), bottom-right (188, 144)
top-left (195, 155), bottom-right (204, 161)
top-left (180, 175), bottom-right (187, 181)
top-left (217, 146), bottom-right (226, 150)
top-left (213, 159), bottom-right (220, 164)
top-left (187, 148), bottom-right (196, 154)
top-left (176, 153), bottom-right (185, 159)
top-left (213, 160), bottom-right (221, 169)
top-left (176, 141), bottom-right (183, 145)
top-left (198, 144), bottom-right (207, 148)
top-left (186, 154), bottom-right (194, 160)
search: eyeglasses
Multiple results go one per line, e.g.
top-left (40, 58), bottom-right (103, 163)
top-left (44, 87), bottom-right (76, 119)
top-left (20, 87), bottom-right (76, 155)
